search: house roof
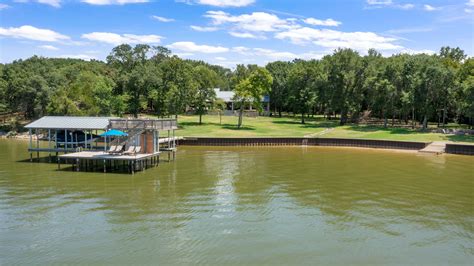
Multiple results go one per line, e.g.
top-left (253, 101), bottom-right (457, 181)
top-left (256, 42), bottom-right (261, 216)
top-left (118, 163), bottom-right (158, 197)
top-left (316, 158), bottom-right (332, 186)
top-left (25, 116), bottom-right (116, 130)
top-left (214, 88), bottom-right (235, 102)
top-left (214, 88), bottom-right (270, 103)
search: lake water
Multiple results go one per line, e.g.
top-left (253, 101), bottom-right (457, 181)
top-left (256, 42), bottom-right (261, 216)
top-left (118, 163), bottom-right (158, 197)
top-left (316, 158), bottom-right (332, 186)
top-left (0, 139), bottom-right (473, 265)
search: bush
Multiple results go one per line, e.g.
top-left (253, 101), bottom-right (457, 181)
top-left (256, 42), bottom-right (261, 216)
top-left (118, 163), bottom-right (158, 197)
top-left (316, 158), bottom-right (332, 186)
top-left (6, 131), bottom-right (17, 138)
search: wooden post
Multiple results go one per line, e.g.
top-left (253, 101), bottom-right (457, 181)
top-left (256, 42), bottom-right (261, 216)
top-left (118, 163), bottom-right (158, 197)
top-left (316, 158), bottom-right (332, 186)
top-left (48, 129), bottom-right (51, 162)
top-left (55, 130), bottom-right (57, 150)
top-left (156, 131), bottom-right (160, 152)
top-left (36, 129), bottom-right (39, 161)
top-left (144, 130), bottom-right (147, 154)
top-left (65, 129), bottom-right (68, 153)
top-left (29, 129), bottom-right (32, 162)
top-left (153, 130), bottom-right (156, 153)
top-left (168, 130), bottom-right (170, 151)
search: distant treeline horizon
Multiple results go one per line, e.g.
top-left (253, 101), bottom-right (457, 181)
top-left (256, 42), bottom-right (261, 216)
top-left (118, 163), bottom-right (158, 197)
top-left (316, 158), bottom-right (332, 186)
top-left (0, 44), bottom-right (472, 128)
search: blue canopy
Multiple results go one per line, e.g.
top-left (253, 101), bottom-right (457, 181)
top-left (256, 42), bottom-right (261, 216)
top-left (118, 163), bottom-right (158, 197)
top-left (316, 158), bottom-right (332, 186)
top-left (100, 129), bottom-right (128, 137)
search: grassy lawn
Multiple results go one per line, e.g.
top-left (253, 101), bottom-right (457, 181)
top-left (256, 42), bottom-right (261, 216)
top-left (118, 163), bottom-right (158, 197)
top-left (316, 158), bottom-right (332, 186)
top-left (176, 115), bottom-right (328, 137)
top-left (173, 115), bottom-right (474, 143)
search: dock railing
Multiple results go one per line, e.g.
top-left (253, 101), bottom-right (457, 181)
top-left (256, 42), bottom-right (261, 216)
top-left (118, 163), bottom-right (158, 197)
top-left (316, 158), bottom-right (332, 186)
top-left (109, 118), bottom-right (177, 131)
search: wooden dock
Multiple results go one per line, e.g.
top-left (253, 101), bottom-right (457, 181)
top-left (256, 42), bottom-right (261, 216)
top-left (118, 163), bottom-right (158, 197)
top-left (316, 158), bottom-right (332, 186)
top-left (419, 141), bottom-right (447, 155)
top-left (58, 151), bottom-right (166, 173)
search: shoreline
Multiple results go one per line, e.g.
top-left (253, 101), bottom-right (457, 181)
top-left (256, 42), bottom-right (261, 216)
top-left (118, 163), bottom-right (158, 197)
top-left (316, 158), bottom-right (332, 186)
top-left (177, 137), bottom-right (474, 156)
top-left (2, 136), bottom-right (473, 156)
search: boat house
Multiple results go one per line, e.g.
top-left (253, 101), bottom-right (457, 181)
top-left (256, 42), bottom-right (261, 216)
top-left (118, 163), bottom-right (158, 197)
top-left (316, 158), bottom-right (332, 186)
top-left (25, 116), bottom-right (179, 173)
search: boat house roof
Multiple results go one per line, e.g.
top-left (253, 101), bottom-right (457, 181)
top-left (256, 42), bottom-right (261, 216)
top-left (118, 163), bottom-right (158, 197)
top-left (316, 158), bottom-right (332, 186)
top-left (25, 116), bottom-right (115, 130)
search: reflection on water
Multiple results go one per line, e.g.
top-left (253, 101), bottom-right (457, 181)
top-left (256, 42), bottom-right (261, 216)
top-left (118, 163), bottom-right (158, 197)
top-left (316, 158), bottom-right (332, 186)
top-left (0, 140), bottom-right (473, 265)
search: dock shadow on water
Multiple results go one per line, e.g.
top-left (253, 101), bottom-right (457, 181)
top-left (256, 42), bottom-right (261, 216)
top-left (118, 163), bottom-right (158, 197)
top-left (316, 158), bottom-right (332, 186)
top-left (0, 139), bottom-right (473, 265)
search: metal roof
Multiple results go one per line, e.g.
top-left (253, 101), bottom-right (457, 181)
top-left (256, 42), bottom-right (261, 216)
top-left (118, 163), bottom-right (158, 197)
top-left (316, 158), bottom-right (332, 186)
top-left (214, 88), bottom-right (270, 103)
top-left (214, 88), bottom-right (235, 102)
top-left (25, 116), bottom-right (116, 130)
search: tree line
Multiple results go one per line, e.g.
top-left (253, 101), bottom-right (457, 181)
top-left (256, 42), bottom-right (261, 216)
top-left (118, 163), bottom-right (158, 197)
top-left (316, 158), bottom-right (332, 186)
top-left (0, 44), bottom-right (472, 129)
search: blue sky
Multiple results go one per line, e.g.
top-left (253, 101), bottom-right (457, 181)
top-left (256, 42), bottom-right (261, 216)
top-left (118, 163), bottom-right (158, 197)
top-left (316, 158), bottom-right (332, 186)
top-left (0, 0), bottom-right (472, 67)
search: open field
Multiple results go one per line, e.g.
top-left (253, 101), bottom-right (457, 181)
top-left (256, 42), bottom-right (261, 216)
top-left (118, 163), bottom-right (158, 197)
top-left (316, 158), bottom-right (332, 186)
top-left (174, 115), bottom-right (474, 143)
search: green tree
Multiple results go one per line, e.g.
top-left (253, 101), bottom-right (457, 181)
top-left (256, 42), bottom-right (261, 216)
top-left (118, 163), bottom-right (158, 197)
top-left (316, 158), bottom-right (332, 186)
top-left (287, 61), bottom-right (323, 124)
top-left (234, 67), bottom-right (273, 128)
top-left (266, 61), bottom-right (292, 117)
top-left (107, 44), bottom-right (152, 117)
top-left (193, 65), bottom-right (218, 124)
top-left (325, 49), bottom-right (364, 125)
top-left (159, 56), bottom-right (197, 119)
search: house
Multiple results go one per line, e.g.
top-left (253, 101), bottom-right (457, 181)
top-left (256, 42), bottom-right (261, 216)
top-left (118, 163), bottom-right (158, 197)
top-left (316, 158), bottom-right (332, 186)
top-left (214, 88), bottom-right (270, 115)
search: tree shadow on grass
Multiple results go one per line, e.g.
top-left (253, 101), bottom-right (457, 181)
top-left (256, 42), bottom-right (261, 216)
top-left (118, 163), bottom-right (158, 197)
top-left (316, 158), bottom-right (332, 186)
top-left (221, 124), bottom-right (256, 131)
top-left (272, 120), bottom-right (338, 129)
top-left (179, 121), bottom-right (255, 131)
top-left (447, 134), bottom-right (474, 143)
top-left (345, 125), bottom-right (425, 135)
top-left (179, 121), bottom-right (229, 128)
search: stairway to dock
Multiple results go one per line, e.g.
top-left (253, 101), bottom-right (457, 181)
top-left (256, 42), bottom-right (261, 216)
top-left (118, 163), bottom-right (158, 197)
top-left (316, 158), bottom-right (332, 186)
top-left (419, 141), bottom-right (447, 155)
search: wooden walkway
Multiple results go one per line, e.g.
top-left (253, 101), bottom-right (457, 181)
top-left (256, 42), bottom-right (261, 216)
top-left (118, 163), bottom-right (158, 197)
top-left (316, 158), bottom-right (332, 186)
top-left (419, 141), bottom-right (447, 155)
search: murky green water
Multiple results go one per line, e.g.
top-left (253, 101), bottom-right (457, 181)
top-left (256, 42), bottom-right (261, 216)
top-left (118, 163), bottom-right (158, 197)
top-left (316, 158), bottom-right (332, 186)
top-left (0, 139), bottom-right (473, 265)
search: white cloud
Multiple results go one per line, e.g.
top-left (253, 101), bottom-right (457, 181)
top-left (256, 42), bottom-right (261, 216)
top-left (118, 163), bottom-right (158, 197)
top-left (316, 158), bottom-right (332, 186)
top-left (398, 48), bottom-right (435, 55)
top-left (190, 0), bottom-right (254, 7)
top-left (190, 25), bottom-right (219, 32)
top-left (398, 3), bottom-right (414, 9)
top-left (215, 56), bottom-right (226, 60)
top-left (59, 54), bottom-right (97, 60)
top-left (205, 11), bottom-right (294, 32)
top-left (200, 10), bottom-right (404, 53)
top-left (275, 27), bottom-right (402, 52)
top-left (81, 32), bottom-right (162, 45)
top-left (232, 46), bottom-right (251, 54)
top-left (229, 31), bottom-right (260, 39)
top-left (232, 46), bottom-right (325, 61)
top-left (15, 0), bottom-right (61, 7)
top-left (423, 4), bottom-right (439, 11)
top-left (167, 41), bottom-right (229, 53)
top-left (38, 44), bottom-right (59, 50)
top-left (252, 48), bottom-right (300, 60)
top-left (467, 0), bottom-right (474, 6)
top-left (367, 0), bottom-right (393, 6)
top-left (0, 3), bottom-right (10, 9)
top-left (81, 0), bottom-right (149, 5)
top-left (38, 0), bottom-right (61, 7)
top-left (386, 27), bottom-right (433, 34)
top-left (465, 8), bottom-right (473, 13)
top-left (0, 25), bottom-right (70, 42)
top-left (174, 52), bottom-right (194, 57)
top-left (303, 18), bottom-right (341, 27)
top-left (366, 0), bottom-right (415, 10)
top-left (151, 15), bottom-right (175, 22)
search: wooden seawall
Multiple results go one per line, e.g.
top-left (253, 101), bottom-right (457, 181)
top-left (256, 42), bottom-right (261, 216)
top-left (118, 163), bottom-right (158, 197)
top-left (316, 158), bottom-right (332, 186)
top-left (179, 137), bottom-right (429, 151)
top-left (445, 143), bottom-right (474, 155)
